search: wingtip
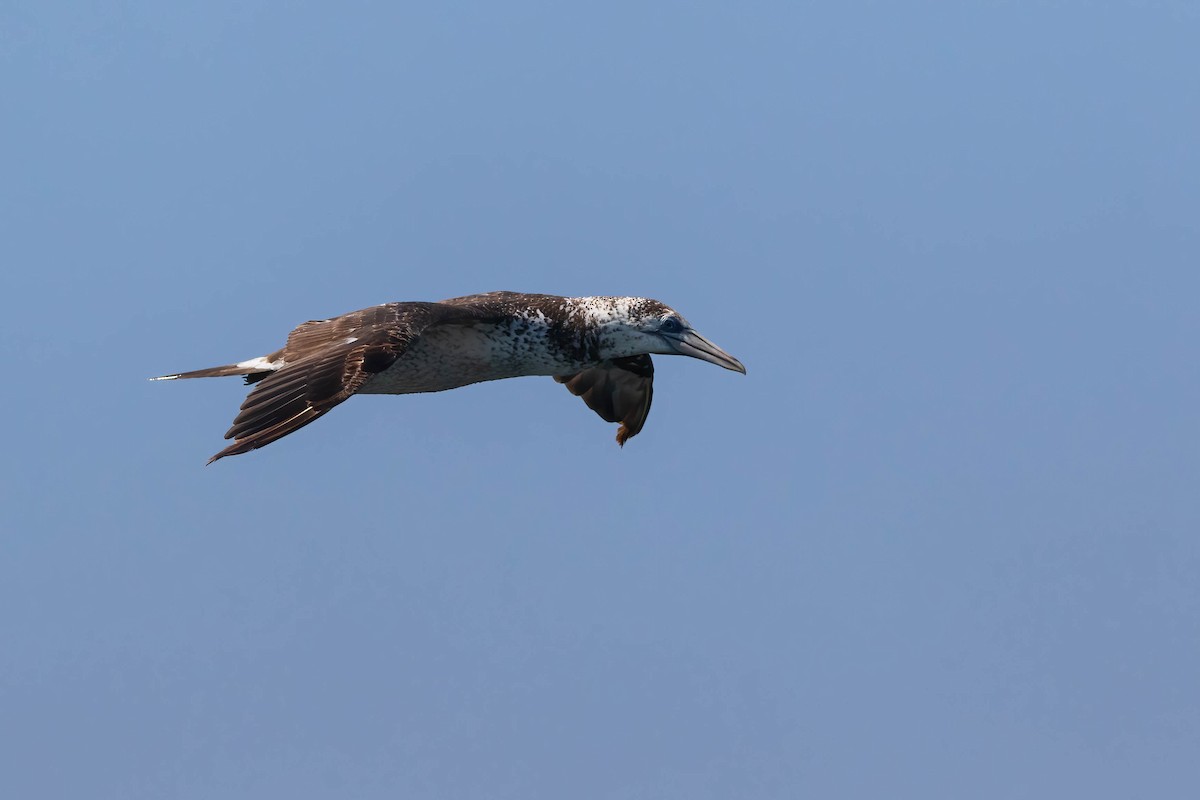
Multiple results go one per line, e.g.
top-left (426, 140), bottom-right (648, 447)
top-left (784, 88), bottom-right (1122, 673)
top-left (207, 440), bottom-right (240, 464)
top-left (207, 444), bottom-right (238, 465)
top-left (615, 424), bottom-right (631, 447)
top-left (149, 374), bottom-right (179, 381)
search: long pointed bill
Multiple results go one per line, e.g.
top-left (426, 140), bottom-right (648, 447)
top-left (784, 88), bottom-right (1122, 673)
top-left (668, 330), bottom-right (747, 373)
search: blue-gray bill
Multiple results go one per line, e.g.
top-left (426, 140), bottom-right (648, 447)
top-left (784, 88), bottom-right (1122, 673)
top-left (665, 329), bottom-right (747, 374)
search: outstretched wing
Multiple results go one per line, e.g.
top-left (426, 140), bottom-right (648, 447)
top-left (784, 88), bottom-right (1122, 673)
top-left (209, 303), bottom-right (476, 463)
top-left (555, 355), bottom-right (654, 446)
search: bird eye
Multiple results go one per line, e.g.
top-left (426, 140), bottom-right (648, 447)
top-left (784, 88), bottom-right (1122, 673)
top-left (659, 316), bottom-right (683, 333)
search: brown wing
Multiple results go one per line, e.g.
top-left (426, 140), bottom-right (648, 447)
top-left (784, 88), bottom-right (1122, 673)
top-left (208, 303), bottom-right (483, 463)
top-left (555, 355), bottom-right (654, 446)
top-left (207, 332), bottom-right (397, 463)
top-left (279, 304), bottom-right (432, 361)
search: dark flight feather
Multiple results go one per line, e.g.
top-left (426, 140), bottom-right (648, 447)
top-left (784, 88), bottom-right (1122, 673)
top-left (555, 355), bottom-right (654, 446)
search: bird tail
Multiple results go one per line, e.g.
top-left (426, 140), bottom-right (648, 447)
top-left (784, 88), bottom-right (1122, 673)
top-left (150, 356), bottom-right (278, 384)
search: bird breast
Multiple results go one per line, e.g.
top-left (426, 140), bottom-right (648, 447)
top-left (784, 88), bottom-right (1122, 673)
top-left (358, 322), bottom-right (589, 395)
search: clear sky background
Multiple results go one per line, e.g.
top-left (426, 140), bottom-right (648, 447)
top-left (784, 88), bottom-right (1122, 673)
top-left (2, 2), bottom-right (1198, 798)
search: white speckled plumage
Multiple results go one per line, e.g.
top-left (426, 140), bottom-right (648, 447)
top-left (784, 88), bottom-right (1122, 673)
top-left (360, 313), bottom-right (587, 394)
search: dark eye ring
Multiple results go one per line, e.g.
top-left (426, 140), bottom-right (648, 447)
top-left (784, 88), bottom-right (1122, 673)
top-left (660, 317), bottom-right (683, 333)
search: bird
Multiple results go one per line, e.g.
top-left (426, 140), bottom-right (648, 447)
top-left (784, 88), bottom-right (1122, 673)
top-left (151, 291), bottom-right (746, 463)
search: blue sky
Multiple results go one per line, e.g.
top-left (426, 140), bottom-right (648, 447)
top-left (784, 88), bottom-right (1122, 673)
top-left (2, 2), bottom-right (1198, 797)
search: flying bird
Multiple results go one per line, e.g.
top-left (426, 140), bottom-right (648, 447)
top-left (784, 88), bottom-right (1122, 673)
top-left (151, 291), bottom-right (746, 463)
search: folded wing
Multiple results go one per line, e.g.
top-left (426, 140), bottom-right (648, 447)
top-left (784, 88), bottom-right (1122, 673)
top-left (555, 355), bottom-right (654, 446)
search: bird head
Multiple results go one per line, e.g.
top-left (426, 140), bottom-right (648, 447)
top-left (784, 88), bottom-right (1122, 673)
top-left (584, 297), bottom-right (746, 373)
